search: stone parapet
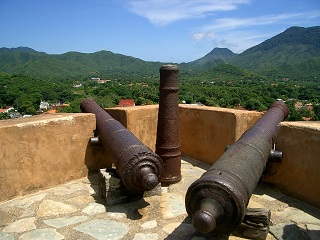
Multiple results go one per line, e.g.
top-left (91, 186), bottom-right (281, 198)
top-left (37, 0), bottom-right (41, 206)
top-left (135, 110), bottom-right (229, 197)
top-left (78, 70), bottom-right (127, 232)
top-left (106, 105), bottom-right (159, 152)
top-left (0, 113), bottom-right (107, 202)
top-left (262, 121), bottom-right (320, 208)
top-left (179, 105), bottom-right (262, 165)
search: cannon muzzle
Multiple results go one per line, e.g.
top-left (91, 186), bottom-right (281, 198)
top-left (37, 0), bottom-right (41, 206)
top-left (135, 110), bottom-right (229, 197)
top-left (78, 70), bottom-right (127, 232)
top-left (81, 98), bottom-right (163, 193)
top-left (185, 101), bottom-right (289, 234)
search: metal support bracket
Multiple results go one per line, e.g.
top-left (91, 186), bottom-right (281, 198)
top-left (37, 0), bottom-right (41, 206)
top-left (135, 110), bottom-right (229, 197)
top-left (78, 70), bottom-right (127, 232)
top-left (225, 145), bottom-right (283, 163)
top-left (90, 136), bottom-right (101, 146)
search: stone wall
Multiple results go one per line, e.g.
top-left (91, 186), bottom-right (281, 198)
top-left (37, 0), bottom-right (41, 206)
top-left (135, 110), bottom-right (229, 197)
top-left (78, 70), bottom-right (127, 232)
top-left (0, 113), bottom-right (110, 202)
top-left (262, 121), bottom-right (320, 208)
top-left (179, 105), bottom-right (262, 165)
top-left (106, 105), bottom-right (159, 152)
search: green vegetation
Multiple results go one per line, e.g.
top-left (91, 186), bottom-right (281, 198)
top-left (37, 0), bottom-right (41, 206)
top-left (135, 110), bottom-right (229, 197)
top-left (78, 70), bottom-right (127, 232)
top-left (0, 72), bottom-right (161, 114)
top-left (230, 26), bottom-right (320, 70)
top-left (179, 64), bottom-right (320, 114)
top-left (0, 112), bottom-right (10, 120)
top-left (1, 62), bottom-right (319, 120)
top-left (0, 26), bottom-right (319, 120)
top-left (0, 47), bottom-right (164, 79)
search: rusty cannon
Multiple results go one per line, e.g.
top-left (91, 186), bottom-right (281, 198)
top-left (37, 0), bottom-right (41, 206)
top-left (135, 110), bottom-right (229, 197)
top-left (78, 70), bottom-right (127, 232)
top-left (185, 101), bottom-right (289, 234)
top-left (156, 65), bottom-right (182, 184)
top-left (80, 98), bottom-right (163, 193)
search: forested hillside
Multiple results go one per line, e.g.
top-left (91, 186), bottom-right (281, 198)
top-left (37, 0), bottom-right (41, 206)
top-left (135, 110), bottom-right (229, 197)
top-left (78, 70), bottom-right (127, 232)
top-left (1, 26), bottom-right (319, 80)
top-left (1, 26), bottom-right (320, 121)
top-left (229, 26), bottom-right (320, 71)
top-left (0, 47), bottom-right (164, 79)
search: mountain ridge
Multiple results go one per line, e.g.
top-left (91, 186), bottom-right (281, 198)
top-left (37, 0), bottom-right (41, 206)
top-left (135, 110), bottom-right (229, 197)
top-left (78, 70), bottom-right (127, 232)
top-left (229, 26), bottom-right (320, 70)
top-left (191, 48), bottom-right (237, 63)
top-left (180, 48), bottom-right (237, 71)
top-left (0, 47), bottom-right (40, 53)
top-left (0, 26), bottom-right (319, 79)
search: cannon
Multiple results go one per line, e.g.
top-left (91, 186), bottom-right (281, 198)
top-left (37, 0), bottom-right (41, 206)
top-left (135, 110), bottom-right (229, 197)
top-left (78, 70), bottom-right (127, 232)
top-left (185, 101), bottom-right (289, 234)
top-left (80, 98), bottom-right (163, 193)
top-left (156, 65), bottom-right (181, 184)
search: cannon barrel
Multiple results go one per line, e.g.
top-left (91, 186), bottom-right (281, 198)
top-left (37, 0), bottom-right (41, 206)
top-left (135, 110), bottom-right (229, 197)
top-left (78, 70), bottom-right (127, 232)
top-left (185, 101), bottom-right (289, 234)
top-left (156, 65), bottom-right (181, 184)
top-left (81, 98), bottom-right (163, 193)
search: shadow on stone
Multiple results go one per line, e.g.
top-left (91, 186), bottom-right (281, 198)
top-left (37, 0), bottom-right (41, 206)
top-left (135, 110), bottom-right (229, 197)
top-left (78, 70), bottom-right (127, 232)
top-left (87, 171), bottom-right (107, 211)
top-left (99, 168), bottom-right (144, 205)
top-left (163, 217), bottom-right (229, 240)
top-left (254, 182), bottom-right (320, 222)
top-left (107, 198), bottom-right (150, 220)
top-left (86, 167), bottom-right (155, 221)
top-left (278, 223), bottom-right (316, 240)
top-left (84, 136), bottom-right (113, 172)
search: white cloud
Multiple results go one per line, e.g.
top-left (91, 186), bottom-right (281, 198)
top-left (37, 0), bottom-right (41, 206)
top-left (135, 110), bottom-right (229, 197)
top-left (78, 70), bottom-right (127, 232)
top-left (199, 11), bottom-right (320, 32)
top-left (192, 10), bottom-right (320, 53)
top-left (213, 31), bottom-right (273, 53)
top-left (126, 0), bottom-right (251, 25)
top-left (192, 32), bottom-right (215, 41)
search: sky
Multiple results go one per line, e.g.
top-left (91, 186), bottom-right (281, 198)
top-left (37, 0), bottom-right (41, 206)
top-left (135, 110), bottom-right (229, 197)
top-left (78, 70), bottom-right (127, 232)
top-left (0, 0), bottom-right (320, 63)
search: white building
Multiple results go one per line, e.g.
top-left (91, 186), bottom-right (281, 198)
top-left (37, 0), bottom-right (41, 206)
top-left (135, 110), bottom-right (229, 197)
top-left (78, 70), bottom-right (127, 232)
top-left (39, 101), bottom-right (50, 110)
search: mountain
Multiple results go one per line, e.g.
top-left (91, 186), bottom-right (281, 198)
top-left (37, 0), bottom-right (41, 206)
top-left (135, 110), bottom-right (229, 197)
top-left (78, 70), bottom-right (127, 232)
top-left (0, 48), bottom-right (164, 79)
top-left (0, 26), bottom-right (319, 79)
top-left (180, 48), bottom-right (236, 72)
top-left (259, 57), bottom-right (320, 81)
top-left (229, 26), bottom-right (320, 71)
top-left (0, 47), bottom-right (239, 79)
top-left (0, 47), bottom-right (40, 53)
top-left (190, 48), bottom-right (236, 64)
top-left (192, 63), bottom-right (269, 83)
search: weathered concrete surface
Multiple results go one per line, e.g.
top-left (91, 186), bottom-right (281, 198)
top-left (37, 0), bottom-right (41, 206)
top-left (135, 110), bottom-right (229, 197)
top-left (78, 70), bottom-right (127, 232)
top-left (0, 113), bottom-right (107, 202)
top-left (179, 105), bottom-right (262, 165)
top-left (263, 121), bottom-right (320, 209)
top-left (106, 105), bottom-right (159, 152)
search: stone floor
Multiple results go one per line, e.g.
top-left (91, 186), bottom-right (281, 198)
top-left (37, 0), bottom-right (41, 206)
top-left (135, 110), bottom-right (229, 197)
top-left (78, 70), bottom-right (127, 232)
top-left (1, 156), bottom-right (320, 240)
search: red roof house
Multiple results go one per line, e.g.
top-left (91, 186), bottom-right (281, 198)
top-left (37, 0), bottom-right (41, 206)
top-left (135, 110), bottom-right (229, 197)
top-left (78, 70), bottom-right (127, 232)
top-left (119, 99), bottom-right (135, 107)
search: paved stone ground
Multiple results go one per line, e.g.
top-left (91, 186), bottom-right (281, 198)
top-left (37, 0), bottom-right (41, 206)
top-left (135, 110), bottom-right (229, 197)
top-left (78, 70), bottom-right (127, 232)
top-left (1, 156), bottom-right (320, 240)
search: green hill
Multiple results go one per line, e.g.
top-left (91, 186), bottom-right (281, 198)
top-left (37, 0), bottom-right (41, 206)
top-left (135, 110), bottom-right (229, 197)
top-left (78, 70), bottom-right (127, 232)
top-left (0, 48), bottom-right (164, 79)
top-left (260, 57), bottom-right (320, 81)
top-left (181, 48), bottom-right (237, 71)
top-left (191, 63), bottom-right (269, 83)
top-left (229, 26), bottom-right (320, 71)
top-left (0, 26), bottom-right (320, 81)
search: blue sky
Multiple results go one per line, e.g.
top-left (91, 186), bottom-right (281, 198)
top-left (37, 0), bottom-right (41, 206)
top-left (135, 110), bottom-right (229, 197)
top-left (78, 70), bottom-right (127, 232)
top-left (0, 0), bottom-right (319, 63)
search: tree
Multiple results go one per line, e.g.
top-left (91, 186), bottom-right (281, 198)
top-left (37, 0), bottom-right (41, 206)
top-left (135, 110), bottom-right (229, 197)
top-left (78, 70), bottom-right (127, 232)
top-left (25, 106), bottom-right (37, 115)
top-left (312, 104), bottom-right (320, 120)
top-left (145, 99), bottom-right (153, 105)
top-left (19, 101), bottom-right (37, 115)
top-left (245, 99), bottom-right (266, 111)
top-left (136, 97), bottom-right (146, 106)
top-left (286, 103), bottom-right (302, 121)
top-left (298, 106), bottom-right (312, 118)
top-left (0, 112), bottom-right (10, 120)
top-left (57, 89), bottom-right (74, 103)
